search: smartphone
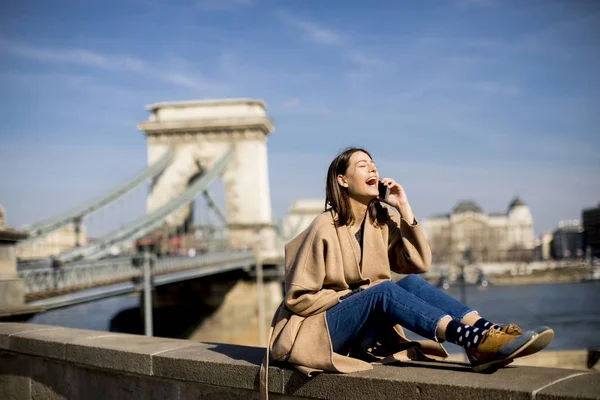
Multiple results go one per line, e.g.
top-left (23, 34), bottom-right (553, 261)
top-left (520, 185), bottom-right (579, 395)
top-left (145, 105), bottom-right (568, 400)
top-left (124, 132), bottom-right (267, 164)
top-left (378, 181), bottom-right (389, 201)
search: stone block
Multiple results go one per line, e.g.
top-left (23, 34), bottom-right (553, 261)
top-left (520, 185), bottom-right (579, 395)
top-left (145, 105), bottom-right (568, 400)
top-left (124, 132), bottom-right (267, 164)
top-left (178, 381), bottom-right (309, 400)
top-left (179, 381), bottom-right (262, 400)
top-left (30, 357), bottom-right (69, 400)
top-left (0, 322), bottom-right (58, 350)
top-left (0, 350), bottom-right (31, 400)
top-left (153, 342), bottom-right (283, 392)
top-left (10, 326), bottom-right (115, 360)
top-left (66, 333), bottom-right (194, 375)
top-left (537, 371), bottom-right (600, 400)
top-left (65, 362), bottom-right (179, 400)
top-left (280, 361), bottom-right (582, 400)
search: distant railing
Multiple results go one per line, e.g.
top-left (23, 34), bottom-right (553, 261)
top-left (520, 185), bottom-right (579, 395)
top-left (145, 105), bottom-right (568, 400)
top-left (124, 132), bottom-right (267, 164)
top-left (19, 258), bottom-right (137, 296)
top-left (152, 249), bottom-right (254, 276)
top-left (19, 248), bottom-right (254, 299)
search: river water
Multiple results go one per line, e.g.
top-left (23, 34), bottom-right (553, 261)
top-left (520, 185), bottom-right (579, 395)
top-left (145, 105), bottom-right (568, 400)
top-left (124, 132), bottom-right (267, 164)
top-left (29, 281), bottom-right (600, 353)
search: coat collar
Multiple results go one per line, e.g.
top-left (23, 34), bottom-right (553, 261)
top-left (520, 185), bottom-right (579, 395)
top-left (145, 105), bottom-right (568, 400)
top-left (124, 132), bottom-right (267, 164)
top-left (335, 221), bottom-right (363, 282)
top-left (332, 212), bottom-right (389, 284)
top-left (361, 215), bottom-right (389, 280)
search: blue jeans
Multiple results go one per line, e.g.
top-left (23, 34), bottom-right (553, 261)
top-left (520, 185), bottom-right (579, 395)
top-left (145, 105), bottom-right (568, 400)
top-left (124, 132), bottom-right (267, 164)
top-left (326, 275), bottom-right (475, 354)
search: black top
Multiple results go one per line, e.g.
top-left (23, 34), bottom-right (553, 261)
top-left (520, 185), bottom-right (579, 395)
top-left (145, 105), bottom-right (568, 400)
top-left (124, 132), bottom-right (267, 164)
top-left (354, 217), bottom-right (366, 249)
top-left (352, 217), bottom-right (367, 276)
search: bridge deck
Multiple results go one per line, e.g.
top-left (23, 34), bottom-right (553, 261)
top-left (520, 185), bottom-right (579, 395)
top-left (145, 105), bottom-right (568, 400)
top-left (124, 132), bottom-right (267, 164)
top-left (20, 250), bottom-right (256, 310)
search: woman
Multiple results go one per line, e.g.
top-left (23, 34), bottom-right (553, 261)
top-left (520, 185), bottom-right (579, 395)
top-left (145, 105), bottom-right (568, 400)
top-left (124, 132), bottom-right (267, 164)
top-left (262, 147), bottom-right (553, 392)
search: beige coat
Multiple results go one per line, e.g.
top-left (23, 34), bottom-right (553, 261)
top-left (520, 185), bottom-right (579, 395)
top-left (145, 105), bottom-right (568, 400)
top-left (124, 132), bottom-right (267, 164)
top-left (260, 207), bottom-right (448, 396)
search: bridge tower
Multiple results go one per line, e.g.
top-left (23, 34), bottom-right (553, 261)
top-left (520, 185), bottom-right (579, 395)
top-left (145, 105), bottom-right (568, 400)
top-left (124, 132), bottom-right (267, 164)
top-left (138, 99), bottom-right (276, 257)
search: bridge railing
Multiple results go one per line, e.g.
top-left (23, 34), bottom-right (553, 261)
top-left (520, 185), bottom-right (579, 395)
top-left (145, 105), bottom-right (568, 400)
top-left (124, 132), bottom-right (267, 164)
top-left (152, 249), bottom-right (254, 276)
top-left (19, 258), bottom-right (138, 297)
top-left (18, 248), bottom-right (256, 299)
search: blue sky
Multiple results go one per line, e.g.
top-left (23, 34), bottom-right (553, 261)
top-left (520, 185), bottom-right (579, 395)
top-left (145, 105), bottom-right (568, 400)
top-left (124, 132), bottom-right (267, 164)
top-left (1, 0), bottom-right (598, 237)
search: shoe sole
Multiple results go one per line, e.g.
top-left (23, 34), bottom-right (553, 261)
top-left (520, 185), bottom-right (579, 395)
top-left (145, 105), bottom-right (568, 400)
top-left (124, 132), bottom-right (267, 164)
top-left (470, 332), bottom-right (538, 373)
top-left (510, 328), bottom-right (554, 359)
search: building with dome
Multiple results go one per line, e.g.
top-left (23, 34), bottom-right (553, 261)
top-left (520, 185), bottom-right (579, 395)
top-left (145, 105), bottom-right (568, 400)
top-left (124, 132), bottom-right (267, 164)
top-left (422, 197), bottom-right (535, 264)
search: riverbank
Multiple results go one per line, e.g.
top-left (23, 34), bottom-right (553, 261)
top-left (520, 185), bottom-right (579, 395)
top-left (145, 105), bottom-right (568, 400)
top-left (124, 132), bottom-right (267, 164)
top-left (489, 266), bottom-right (593, 286)
top-left (423, 266), bottom-right (595, 286)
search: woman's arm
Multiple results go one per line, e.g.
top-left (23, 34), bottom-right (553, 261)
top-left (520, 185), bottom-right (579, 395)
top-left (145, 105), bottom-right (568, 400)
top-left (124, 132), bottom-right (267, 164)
top-left (286, 284), bottom-right (345, 317)
top-left (378, 178), bottom-right (432, 274)
top-left (387, 211), bottom-right (432, 274)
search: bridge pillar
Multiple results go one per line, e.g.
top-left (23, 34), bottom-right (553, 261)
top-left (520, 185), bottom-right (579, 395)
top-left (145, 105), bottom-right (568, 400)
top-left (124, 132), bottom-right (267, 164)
top-left (138, 99), bottom-right (277, 257)
top-left (0, 206), bottom-right (39, 318)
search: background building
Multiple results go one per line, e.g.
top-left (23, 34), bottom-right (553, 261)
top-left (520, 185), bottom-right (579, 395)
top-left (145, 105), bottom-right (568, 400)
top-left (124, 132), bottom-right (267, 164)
top-left (550, 220), bottom-right (585, 260)
top-left (582, 203), bottom-right (600, 259)
top-left (534, 232), bottom-right (553, 261)
top-left (16, 223), bottom-right (88, 261)
top-left (422, 197), bottom-right (535, 264)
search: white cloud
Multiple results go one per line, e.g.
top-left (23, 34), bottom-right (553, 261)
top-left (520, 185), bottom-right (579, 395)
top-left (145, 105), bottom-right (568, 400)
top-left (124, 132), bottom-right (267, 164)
top-left (458, 13), bottom-right (597, 58)
top-left (277, 11), bottom-right (342, 46)
top-left (196, 0), bottom-right (252, 11)
top-left (163, 72), bottom-right (225, 91)
top-left (456, 0), bottom-right (499, 7)
top-left (282, 97), bottom-right (301, 109)
top-left (347, 51), bottom-right (385, 67)
top-left (273, 97), bottom-right (331, 116)
top-left (277, 11), bottom-right (390, 71)
top-left (471, 81), bottom-right (520, 96)
top-left (0, 39), bottom-right (149, 73)
top-left (0, 39), bottom-right (224, 91)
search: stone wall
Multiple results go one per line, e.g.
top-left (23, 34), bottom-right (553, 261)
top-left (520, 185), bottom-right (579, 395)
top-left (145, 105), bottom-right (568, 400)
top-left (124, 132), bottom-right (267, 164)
top-left (1, 323), bottom-right (599, 399)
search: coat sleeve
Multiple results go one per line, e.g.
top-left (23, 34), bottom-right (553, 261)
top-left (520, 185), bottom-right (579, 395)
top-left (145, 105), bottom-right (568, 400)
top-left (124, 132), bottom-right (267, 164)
top-left (387, 210), bottom-right (432, 274)
top-left (283, 225), bottom-right (348, 317)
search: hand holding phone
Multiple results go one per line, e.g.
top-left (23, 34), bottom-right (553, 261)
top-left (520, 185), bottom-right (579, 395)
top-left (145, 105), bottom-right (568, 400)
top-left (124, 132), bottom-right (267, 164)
top-left (378, 180), bottom-right (389, 201)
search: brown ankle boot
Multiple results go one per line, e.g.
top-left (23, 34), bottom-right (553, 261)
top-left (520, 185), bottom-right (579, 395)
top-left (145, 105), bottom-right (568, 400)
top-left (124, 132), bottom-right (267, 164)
top-left (500, 323), bottom-right (523, 335)
top-left (466, 329), bottom-right (538, 372)
top-left (497, 324), bottom-right (554, 359)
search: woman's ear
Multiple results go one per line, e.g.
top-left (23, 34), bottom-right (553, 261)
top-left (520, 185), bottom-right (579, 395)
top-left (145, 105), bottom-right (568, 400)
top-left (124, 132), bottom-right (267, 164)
top-left (337, 174), bottom-right (348, 188)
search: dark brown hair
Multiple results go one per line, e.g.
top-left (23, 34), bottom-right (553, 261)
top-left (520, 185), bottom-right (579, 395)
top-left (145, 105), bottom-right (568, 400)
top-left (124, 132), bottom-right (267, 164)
top-left (325, 147), bottom-right (389, 227)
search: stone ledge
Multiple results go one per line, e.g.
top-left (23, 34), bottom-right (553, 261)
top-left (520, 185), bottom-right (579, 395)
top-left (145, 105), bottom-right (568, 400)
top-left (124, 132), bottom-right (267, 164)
top-left (138, 116), bottom-right (274, 135)
top-left (1, 323), bottom-right (599, 399)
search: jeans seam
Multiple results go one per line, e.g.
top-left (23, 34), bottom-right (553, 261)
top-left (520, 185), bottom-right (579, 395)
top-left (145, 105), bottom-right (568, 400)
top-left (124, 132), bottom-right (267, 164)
top-left (393, 280), bottom-right (455, 320)
top-left (383, 292), bottom-right (445, 340)
top-left (385, 292), bottom-right (444, 324)
top-left (396, 279), bottom-right (474, 320)
top-left (398, 286), bottom-right (440, 309)
top-left (395, 279), bottom-right (453, 310)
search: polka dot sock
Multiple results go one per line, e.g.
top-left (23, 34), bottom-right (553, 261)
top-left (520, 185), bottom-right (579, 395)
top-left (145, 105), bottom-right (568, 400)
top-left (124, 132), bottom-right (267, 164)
top-left (444, 320), bottom-right (487, 350)
top-left (473, 318), bottom-right (501, 331)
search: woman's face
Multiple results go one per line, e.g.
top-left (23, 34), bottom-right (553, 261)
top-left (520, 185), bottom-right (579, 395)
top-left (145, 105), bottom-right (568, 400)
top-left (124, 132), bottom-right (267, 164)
top-left (337, 151), bottom-right (379, 200)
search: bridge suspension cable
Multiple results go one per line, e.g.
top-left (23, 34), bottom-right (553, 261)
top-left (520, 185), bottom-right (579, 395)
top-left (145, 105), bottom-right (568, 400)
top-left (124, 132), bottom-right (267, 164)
top-left (202, 190), bottom-right (227, 225)
top-left (58, 146), bottom-right (235, 262)
top-left (21, 150), bottom-right (175, 245)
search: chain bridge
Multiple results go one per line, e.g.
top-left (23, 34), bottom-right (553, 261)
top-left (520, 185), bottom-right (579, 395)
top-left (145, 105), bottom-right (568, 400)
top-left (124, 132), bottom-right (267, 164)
top-left (1, 99), bottom-right (286, 325)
